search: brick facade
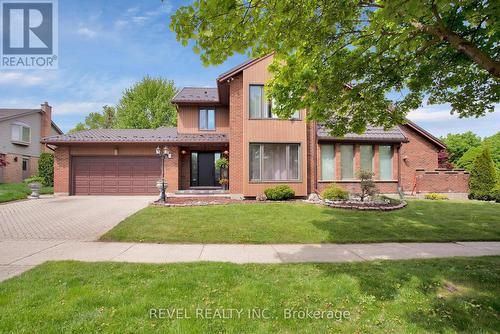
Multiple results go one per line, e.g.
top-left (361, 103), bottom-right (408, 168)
top-left (229, 74), bottom-right (244, 195)
top-left (54, 146), bottom-right (70, 195)
top-left (399, 124), bottom-right (440, 193)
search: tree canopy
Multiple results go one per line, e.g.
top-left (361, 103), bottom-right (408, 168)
top-left (457, 131), bottom-right (500, 172)
top-left (114, 77), bottom-right (178, 129)
top-left (171, 0), bottom-right (499, 135)
top-left (69, 105), bottom-right (116, 133)
top-left (441, 131), bottom-right (482, 164)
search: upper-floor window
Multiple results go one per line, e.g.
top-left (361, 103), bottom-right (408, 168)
top-left (199, 108), bottom-right (215, 130)
top-left (249, 85), bottom-right (300, 120)
top-left (11, 123), bottom-right (31, 144)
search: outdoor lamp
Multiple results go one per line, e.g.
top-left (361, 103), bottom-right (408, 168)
top-left (156, 146), bottom-right (172, 203)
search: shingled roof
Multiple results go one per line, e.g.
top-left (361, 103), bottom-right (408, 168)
top-left (41, 128), bottom-right (228, 144)
top-left (172, 87), bottom-right (219, 103)
top-left (317, 124), bottom-right (407, 142)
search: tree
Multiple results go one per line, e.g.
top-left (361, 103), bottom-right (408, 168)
top-left (114, 77), bottom-right (178, 129)
top-left (0, 153), bottom-right (7, 167)
top-left (469, 146), bottom-right (497, 200)
top-left (441, 131), bottom-right (482, 164)
top-left (38, 153), bottom-right (54, 186)
top-left (457, 132), bottom-right (500, 173)
top-left (171, 0), bottom-right (499, 135)
top-left (357, 170), bottom-right (378, 202)
top-left (69, 105), bottom-right (116, 133)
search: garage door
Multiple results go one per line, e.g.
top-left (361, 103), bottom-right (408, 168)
top-left (72, 156), bottom-right (161, 195)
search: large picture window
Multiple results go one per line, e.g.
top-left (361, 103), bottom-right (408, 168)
top-left (249, 143), bottom-right (300, 181)
top-left (340, 145), bottom-right (354, 180)
top-left (360, 145), bottom-right (374, 172)
top-left (379, 145), bottom-right (393, 180)
top-left (320, 144), bottom-right (335, 180)
top-left (199, 108), bottom-right (215, 130)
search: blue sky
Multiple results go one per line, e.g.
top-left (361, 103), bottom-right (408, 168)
top-left (0, 0), bottom-right (498, 137)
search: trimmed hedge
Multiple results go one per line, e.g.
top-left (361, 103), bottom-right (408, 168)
top-left (264, 185), bottom-right (295, 201)
top-left (38, 152), bottom-right (54, 186)
top-left (321, 184), bottom-right (349, 200)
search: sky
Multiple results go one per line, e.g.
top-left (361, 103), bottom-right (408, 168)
top-left (0, 0), bottom-right (498, 137)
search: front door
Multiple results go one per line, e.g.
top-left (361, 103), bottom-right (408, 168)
top-left (197, 152), bottom-right (216, 186)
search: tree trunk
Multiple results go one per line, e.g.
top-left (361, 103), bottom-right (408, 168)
top-left (412, 21), bottom-right (500, 78)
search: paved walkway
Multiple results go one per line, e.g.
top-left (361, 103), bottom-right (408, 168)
top-left (0, 195), bottom-right (155, 240)
top-left (1, 240), bottom-right (499, 282)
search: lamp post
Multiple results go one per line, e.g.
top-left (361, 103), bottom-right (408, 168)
top-left (156, 146), bottom-right (172, 203)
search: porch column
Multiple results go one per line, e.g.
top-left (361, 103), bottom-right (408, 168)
top-left (54, 146), bottom-right (71, 195)
top-left (354, 144), bottom-right (361, 176)
top-left (373, 145), bottom-right (380, 180)
top-left (334, 143), bottom-right (341, 180)
top-left (165, 146), bottom-right (179, 192)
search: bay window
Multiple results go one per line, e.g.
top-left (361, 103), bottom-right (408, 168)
top-left (340, 145), bottom-right (354, 180)
top-left (249, 143), bottom-right (300, 181)
top-left (320, 144), bottom-right (335, 180)
top-left (379, 145), bottom-right (393, 180)
top-left (360, 145), bottom-right (374, 172)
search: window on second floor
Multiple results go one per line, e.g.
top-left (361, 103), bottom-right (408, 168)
top-left (199, 108), bottom-right (215, 130)
top-left (250, 85), bottom-right (300, 119)
top-left (11, 123), bottom-right (31, 144)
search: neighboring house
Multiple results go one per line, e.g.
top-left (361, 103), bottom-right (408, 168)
top-left (42, 56), bottom-right (469, 197)
top-left (0, 102), bottom-right (62, 183)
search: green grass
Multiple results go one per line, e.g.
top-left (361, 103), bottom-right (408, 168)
top-left (101, 200), bottom-right (500, 244)
top-left (0, 183), bottom-right (53, 203)
top-left (0, 257), bottom-right (499, 333)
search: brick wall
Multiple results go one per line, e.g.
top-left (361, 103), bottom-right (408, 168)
top-left (1, 153), bottom-right (38, 183)
top-left (179, 148), bottom-right (191, 190)
top-left (229, 74), bottom-right (244, 194)
top-left (164, 146), bottom-right (179, 192)
top-left (399, 124), bottom-right (440, 192)
top-left (415, 169), bottom-right (469, 193)
top-left (54, 146), bottom-right (70, 194)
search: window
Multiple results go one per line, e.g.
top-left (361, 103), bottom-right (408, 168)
top-left (360, 145), bottom-right (374, 172)
top-left (199, 108), bottom-right (215, 130)
top-left (320, 144), bottom-right (335, 180)
top-left (249, 144), bottom-right (300, 181)
top-left (379, 145), bottom-right (393, 180)
top-left (22, 158), bottom-right (28, 171)
top-left (11, 123), bottom-right (30, 144)
top-left (340, 145), bottom-right (354, 180)
top-left (250, 85), bottom-right (273, 119)
top-left (190, 152), bottom-right (198, 186)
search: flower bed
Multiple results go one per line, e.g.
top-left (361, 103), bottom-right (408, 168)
top-left (322, 199), bottom-right (407, 211)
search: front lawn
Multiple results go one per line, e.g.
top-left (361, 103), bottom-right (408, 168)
top-left (101, 200), bottom-right (500, 244)
top-left (0, 183), bottom-right (53, 203)
top-left (0, 257), bottom-right (498, 333)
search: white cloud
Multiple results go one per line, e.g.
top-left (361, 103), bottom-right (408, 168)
top-left (76, 27), bottom-right (97, 38)
top-left (0, 72), bottom-right (48, 86)
top-left (52, 101), bottom-right (110, 115)
top-left (407, 103), bottom-right (499, 122)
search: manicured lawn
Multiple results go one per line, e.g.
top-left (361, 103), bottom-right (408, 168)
top-left (0, 257), bottom-right (498, 333)
top-left (0, 183), bottom-right (53, 203)
top-left (101, 200), bottom-right (500, 244)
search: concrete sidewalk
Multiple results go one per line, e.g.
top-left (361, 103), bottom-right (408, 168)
top-left (1, 240), bottom-right (499, 282)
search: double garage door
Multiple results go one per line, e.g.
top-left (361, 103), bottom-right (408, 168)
top-left (72, 156), bottom-right (160, 195)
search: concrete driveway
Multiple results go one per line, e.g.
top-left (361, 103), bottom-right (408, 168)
top-left (0, 196), bottom-right (154, 241)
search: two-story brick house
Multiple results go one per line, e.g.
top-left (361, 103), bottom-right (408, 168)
top-left (0, 102), bottom-right (62, 183)
top-left (43, 55), bottom-right (469, 197)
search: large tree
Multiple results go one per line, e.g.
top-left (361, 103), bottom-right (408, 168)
top-left (441, 131), bottom-right (482, 164)
top-left (114, 76), bottom-right (178, 129)
top-left (69, 105), bottom-right (117, 133)
top-left (171, 0), bottom-right (499, 135)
